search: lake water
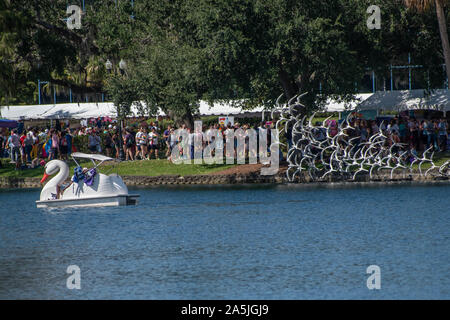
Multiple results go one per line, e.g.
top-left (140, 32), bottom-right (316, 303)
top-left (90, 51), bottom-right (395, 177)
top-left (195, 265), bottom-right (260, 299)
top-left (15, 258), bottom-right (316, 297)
top-left (0, 183), bottom-right (449, 299)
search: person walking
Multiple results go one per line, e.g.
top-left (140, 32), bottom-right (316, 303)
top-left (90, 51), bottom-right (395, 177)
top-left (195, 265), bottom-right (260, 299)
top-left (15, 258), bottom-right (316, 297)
top-left (136, 127), bottom-right (148, 160)
top-left (9, 130), bottom-right (22, 169)
top-left (163, 125), bottom-right (172, 157)
top-left (65, 128), bottom-right (73, 156)
top-left (148, 127), bottom-right (159, 160)
top-left (88, 129), bottom-right (101, 154)
top-left (0, 130), bottom-right (5, 162)
top-left (31, 129), bottom-right (39, 159)
top-left (423, 120), bottom-right (432, 150)
top-left (124, 129), bottom-right (135, 161)
top-left (438, 119), bottom-right (448, 152)
top-left (23, 131), bottom-right (34, 163)
top-left (48, 129), bottom-right (60, 160)
top-left (103, 130), bottom-right (114, 157)
top-left (112, 130), bottom-right (122, 159)
top-left (60, 130), bottom-right (70, 160)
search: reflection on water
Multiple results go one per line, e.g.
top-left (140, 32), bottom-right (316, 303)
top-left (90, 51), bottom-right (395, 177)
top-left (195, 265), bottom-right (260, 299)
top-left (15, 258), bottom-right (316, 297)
top-left (0, 183), bottom-right (449, 299)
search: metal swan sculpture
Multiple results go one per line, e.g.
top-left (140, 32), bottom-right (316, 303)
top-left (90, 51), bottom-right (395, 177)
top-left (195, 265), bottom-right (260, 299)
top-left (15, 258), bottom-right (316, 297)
top-left (272, 92), bottom-right (447, 182)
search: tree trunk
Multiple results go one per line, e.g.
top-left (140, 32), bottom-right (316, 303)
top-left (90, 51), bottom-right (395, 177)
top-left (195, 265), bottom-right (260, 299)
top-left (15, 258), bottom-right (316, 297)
top-left (278, 68), bottom-right (297, 100)
top-left (173, 109), bottom-right (194, 129)
top-left (435, 0), bottom-right (450, 88)
top-left (182, 110), bottom-right (194, 130)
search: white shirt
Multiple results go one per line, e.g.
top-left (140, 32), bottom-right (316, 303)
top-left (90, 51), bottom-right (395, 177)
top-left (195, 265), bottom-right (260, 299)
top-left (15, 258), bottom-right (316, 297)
top-left (149, 132), bottom-right (158, 145)
top-left (136, 131), bottom-right (147, 145)
top-left (224, 128), bottom-right (234, 138)
top-left (187, 133), bottom-right (194, 145)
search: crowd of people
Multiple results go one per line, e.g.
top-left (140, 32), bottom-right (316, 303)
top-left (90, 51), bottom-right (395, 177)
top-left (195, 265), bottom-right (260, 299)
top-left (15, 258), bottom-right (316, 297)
top-left (74, 121), bottom-right (275, 162)
top-left (310, 117), bottom-right (449, 154)
top-left (72, 122), bottom-right (163, 161)
top-left (0, 119), bottom-right (276, 169)
top-left (0, 115), bottom-right (448, 170)
top-left (0, 127), bottom-right (73, 169)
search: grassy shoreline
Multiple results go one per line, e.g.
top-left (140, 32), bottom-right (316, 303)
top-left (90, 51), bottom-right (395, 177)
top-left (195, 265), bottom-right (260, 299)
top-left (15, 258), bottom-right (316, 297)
top-left (0, 158), bottom-right (235, 178)
top-left (0, 152), bottom-right (448, 179)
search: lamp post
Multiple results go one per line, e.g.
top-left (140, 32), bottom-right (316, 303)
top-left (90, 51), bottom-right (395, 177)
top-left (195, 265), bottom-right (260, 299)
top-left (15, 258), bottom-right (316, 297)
top-left (119, 59), bottom-right (127, 75)
top-left (118, 59), bottom-right (127, 161)
top-left (37, 80), bottom-right (49, 105)
top-left (105, 59), bottom-right (113, 73)
top-left (117, 109), bottom-right (126, 161)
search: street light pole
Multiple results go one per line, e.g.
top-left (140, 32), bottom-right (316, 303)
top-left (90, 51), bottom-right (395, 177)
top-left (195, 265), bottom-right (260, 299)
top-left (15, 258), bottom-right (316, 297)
top-left (117, 112), bottom-right (125, 161)
top-left (118, 59), bottom-right (127, 160)
top-left (119, 59), bottom-right (127, 76)
top-left (106, 58), bottom-right (126, 160)
top-left (105, 59), bottom-right (113, 74)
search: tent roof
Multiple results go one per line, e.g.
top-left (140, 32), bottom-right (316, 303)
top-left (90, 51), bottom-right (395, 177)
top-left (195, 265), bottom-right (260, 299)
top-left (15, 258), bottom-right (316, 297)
top-left (0, 102), bottom-right (150, 120)
top-left (357, 89), bottom-right (450, 112)
top-left (323, 93), bottom-right (373, 112)
top-left (0, 94), bottom-right (377, 120)
top-left (197, 95), bottom-right (374, 115)
top-left (197, 100), bottom-right (265, 116)
top-left (0, 101), bottom-right (259, 120)
top-left (0, 101), bottom-right (271, 119)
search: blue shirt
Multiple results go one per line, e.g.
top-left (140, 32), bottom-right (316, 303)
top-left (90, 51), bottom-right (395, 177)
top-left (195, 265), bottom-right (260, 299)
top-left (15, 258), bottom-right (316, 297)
top-left (66, 134), bottom-right (73, 147)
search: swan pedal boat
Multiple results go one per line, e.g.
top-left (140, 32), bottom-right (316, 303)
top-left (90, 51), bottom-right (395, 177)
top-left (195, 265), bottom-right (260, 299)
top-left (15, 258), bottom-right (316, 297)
top-left (36, 152), bottom-right (139, 208)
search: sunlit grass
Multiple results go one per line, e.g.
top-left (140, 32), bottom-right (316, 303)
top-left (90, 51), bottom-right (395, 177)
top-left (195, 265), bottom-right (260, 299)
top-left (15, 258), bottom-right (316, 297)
top-left (0, 158), bottom-right (235, 178)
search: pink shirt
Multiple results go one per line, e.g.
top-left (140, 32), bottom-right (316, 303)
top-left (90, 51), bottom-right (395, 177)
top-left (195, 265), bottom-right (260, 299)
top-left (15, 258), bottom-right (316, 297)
top-left (51, 134), bottom-right (60, 148)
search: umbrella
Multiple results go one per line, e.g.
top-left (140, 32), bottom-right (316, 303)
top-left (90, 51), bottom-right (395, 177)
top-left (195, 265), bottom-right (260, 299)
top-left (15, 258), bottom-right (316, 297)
top-left (0, 119), bottom-right (18, 128)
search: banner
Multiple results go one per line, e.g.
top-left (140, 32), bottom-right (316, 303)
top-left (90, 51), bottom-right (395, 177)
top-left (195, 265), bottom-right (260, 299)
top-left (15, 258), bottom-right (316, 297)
top-left (218, 116), bottom-right (234, 126)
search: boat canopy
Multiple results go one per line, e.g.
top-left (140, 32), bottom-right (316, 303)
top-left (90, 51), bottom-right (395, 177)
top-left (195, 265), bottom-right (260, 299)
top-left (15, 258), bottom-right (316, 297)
top-left (71, 152), bottom-right (114, 162)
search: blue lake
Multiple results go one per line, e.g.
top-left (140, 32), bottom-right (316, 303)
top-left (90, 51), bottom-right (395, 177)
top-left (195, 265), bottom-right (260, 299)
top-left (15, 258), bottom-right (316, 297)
top-left (0, 183), bottom-right (449, 299)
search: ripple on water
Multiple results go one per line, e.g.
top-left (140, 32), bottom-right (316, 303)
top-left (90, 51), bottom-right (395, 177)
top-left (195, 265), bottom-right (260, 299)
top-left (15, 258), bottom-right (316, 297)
top-left (0, 183), bottom-right (449, 299)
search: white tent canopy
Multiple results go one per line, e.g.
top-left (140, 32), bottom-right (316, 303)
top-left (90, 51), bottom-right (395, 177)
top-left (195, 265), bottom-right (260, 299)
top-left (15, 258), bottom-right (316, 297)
top-left (199, 95), bottom-right (374, 115)
top-left (0, 102), bottom-right (148, 120)
top-left (1, 94), bottom-right (376, 120)
top-left (323, 93), bottom-right (373, 112)
top-left (197, 100), bottom-right (265, 116)
top-left (0, 101), bottom-right (262, 120)
top-left (357, 89), bottom-right (450, 112)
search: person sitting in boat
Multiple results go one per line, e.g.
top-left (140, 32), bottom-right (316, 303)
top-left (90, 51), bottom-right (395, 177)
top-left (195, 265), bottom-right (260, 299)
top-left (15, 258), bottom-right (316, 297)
top-left (57, 167), bottom-right (91, 199)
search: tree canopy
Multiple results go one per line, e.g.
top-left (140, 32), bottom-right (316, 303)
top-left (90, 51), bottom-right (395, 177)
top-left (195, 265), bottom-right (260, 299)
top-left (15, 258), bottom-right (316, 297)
top-left (0, 0), bottom-right (448, 125)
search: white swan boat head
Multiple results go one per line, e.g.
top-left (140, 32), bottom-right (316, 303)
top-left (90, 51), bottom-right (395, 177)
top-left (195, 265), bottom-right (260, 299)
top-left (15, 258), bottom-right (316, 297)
top-left (36, 152), bottom-right (139, 208)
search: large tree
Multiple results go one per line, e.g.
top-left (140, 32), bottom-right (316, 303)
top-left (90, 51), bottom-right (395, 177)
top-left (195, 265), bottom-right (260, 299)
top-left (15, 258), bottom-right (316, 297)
top-left (98, 0), bottom-right (448, 121)
top-left (174, 0), bottom-right (371, 109)
top-left (96, 0), bottom-right (378, 121)
top-left (405, 0), bottom-right (450, 88)
top-left (0, 0), bottom-right (31, 105)
top-left (0, 0), bottom-right (106, 106)
top-left (1, 0), bottom-right (448, 122)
